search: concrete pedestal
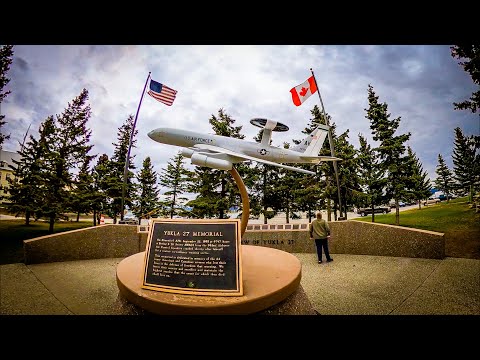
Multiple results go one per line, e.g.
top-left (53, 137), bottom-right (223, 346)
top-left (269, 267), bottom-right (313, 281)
top-left (116, 245), bottom-right (306, 315)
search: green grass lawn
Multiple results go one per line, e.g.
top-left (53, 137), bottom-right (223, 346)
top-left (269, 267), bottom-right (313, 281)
top-left (0, 219), bottom-right (94, 265)
top-left (353, 198), bottom-right (480, 259)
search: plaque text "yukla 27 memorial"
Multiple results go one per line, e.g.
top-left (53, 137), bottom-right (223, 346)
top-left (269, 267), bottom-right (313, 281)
top-left (142, 219), bottom-right (243, 296)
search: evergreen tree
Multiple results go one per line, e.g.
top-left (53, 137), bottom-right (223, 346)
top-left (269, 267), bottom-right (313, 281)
top-left (292, 105), bottom-right (327, 221)
top-left (434, 154), bottom-right (455, 202)
top-left (366, 84), bottom-right (411, 225)
top-left (91, 154), bottom-right (110, 225)
top-left (70, 155), bottom-right (95, 221)
top-left (298, 105), bottom-right (345, 220)
top-left (133, 156), bottom-right (160, 223)
top-left (335, 130), bottom-right (360, 220)
top-left (0, 45), bottom-right (14, 148)
top-left (34, 117), bottom-right (58, 229)
top-left (187, 166), bottom-right (219, 219)
top-left (250, 129), bottom-right (280, 223)
top-left (107, 115), bottom-right (137, 223)
top-left (6, 119), bottom-right (50, 224)
top-left (159, 153), bottom-right (191, 219)
top-left (450, 45), bottom-right (480, 114)
top-left (452, 127), bottom-right (479, 200)
top-left (40, 89), bottom-right (93, 232)
top-left (356, 134), bottom-right (386, 222)
top-left (188, 108), bottom-right (246, 219)
top-left (210, 108), bottom-right (245, 219)
top-left (407, 147), bottom-right (431, 209)
top-left (273, 142), bottom-right (303, 223)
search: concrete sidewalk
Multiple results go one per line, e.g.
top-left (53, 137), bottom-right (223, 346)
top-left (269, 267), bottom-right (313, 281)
top-left (1, 253), bottom-right (479, 315)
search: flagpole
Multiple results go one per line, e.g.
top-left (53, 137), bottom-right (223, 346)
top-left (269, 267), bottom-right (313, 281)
top-left (120, 71), bottom-right (151, 221)
top-left (310, 68), bottom-right (343, 219)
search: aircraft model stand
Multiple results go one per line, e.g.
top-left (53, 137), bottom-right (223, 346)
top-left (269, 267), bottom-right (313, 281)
top-left (116, 164), bottom-right (315, 314)
top-left (229, 166), bottom-right (249, 237)
top-left (117, 120), bottom-right (320, 314)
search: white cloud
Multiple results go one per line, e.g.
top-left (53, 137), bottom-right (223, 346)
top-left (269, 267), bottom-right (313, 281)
top-left (2, 45), bottom-right (478, 186)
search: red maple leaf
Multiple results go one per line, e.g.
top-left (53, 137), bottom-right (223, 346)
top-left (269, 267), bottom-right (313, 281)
top-left (300, 87), bottom-right (309, 96)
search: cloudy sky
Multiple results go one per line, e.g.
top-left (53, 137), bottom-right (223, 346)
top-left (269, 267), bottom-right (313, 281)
top-left (2, 45), bottom-right (478, 190)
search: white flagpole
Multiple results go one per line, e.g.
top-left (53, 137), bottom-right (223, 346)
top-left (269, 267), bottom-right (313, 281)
top-left (310, 68), bottom-right (343, 219)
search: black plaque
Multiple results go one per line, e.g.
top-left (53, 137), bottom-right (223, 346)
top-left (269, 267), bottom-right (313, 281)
top-left (142, 219), bottom-right (243, 296)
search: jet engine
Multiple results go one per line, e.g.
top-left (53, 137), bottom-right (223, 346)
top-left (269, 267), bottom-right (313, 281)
top-left (180, 148), bottom-right (195, 158)
top-left (190, 153), bottom-right (233, 171)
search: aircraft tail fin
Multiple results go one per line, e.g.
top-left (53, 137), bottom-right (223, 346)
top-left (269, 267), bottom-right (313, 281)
top-left (291, 124), bottom-right (330, 156)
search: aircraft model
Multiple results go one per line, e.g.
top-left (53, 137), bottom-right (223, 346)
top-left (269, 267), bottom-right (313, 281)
top-left (147, 118), bottom-right (341, 175)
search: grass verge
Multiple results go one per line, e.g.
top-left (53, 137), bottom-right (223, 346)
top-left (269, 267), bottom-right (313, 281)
top-left (0, 219), bottom-right (94, 264)
top-left (352, 198), bottom-right (480, 259)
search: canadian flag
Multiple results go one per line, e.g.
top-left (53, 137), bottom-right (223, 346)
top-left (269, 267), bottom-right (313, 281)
top-left (290, 75), bottom-right (317, 106)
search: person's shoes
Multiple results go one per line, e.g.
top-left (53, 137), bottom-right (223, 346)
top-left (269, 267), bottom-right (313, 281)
top-left (318, 260), bottom-right (323, 264)
top-left (327, 258), bottom-right (333, 262)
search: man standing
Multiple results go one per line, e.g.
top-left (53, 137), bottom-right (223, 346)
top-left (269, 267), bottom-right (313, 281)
top-left (309, 212), bottom-right (333, 264)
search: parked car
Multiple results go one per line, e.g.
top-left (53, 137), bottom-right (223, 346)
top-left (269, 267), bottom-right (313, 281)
top-left (423, 198), bottom-right (440, 206)
top-left (438, 194), bottom-right (453, 201)
top-left (119, 211), bottom-right (138, 224)
top-left (389, 200), bottom-right (409, 207)
top-left (356, 206), bottom-right (391, 216)
top-left (118, 218), bottom-right (137, 225)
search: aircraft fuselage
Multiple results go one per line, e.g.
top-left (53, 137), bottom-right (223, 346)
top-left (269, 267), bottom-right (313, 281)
top-left (148, 128), bottom-right (317, 164)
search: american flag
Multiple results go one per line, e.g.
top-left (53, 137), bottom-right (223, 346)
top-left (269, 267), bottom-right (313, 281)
top-left (147, 79), bottom-right (177, 106)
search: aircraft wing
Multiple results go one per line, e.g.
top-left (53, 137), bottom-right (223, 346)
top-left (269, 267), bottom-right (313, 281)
top-left (300, 155), bottom-right (342, 163)
top-left (192, 144), bottom-right (316, 175)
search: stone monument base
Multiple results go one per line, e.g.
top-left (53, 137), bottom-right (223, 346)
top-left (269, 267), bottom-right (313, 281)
top-left (116, 245), bottom-right (316, 315)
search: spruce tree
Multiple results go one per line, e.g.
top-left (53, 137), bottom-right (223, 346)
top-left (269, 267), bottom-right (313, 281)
top-left (250, 129), bottom-right (280, 223)
top-left (34, 117), bottom-right (58, 230)
top-left (6, 119), bottom-right (50, 224)
top-left (107, 115), bottom-right (137, 223)
top-left (452, 127), bottom-right (479, 201)
top-left (70, 155), bottom-right (95, 221)
top-left (0, 45), bottom-right (14, 148)
top-left (210, 108), bottom-right (246, 219)
top-left (159, 153), bottom-right (191, 219)
top-left (187, 166), bottom-right (219, 219)
top-left (450, 45), bottom-right (480, 114)
top-left (292, 105), bottom-right (327, 221)
top-left (91, 154), bottom-right (110, 225)
top-left (40, 89), bottom-right (93, 232)
top-left (356, 134), bottom-right (386, 222)
top-left (188, 108), bottom-right (246, 219)
top-left (334, 130), bottom-right (360, 220)
top-left (274, 142), bottom-right (303, 223)
top-left (407, 147), bottom-right (431, 209)
top-left (434, 154), bottom-right (455, 202)
top-left (133, 156), bottom-right (160, 223)
top-left (365, 84), bottom-right (411, 225)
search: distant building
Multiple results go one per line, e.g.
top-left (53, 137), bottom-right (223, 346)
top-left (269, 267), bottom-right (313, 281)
top-left (0, 149), bottom-right (21, 205)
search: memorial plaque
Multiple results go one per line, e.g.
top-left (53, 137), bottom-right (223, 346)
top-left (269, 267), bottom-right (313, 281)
top-left (142, 219), bottom-right (243, 296)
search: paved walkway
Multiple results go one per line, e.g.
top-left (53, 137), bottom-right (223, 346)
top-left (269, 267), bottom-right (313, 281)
top-left (1, 253), bottom-right (478, 315)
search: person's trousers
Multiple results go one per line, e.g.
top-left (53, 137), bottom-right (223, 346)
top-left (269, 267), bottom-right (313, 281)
top-left (314, 238), bottom-right (331, 261)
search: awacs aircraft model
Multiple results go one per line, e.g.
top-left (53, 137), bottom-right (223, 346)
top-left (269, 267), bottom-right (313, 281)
top-left (147, 118), bottom-right (341, 175)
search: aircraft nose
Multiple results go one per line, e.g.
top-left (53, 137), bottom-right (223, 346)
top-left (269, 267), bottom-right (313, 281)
top-left (148, 129), bottom-right (164, 139)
